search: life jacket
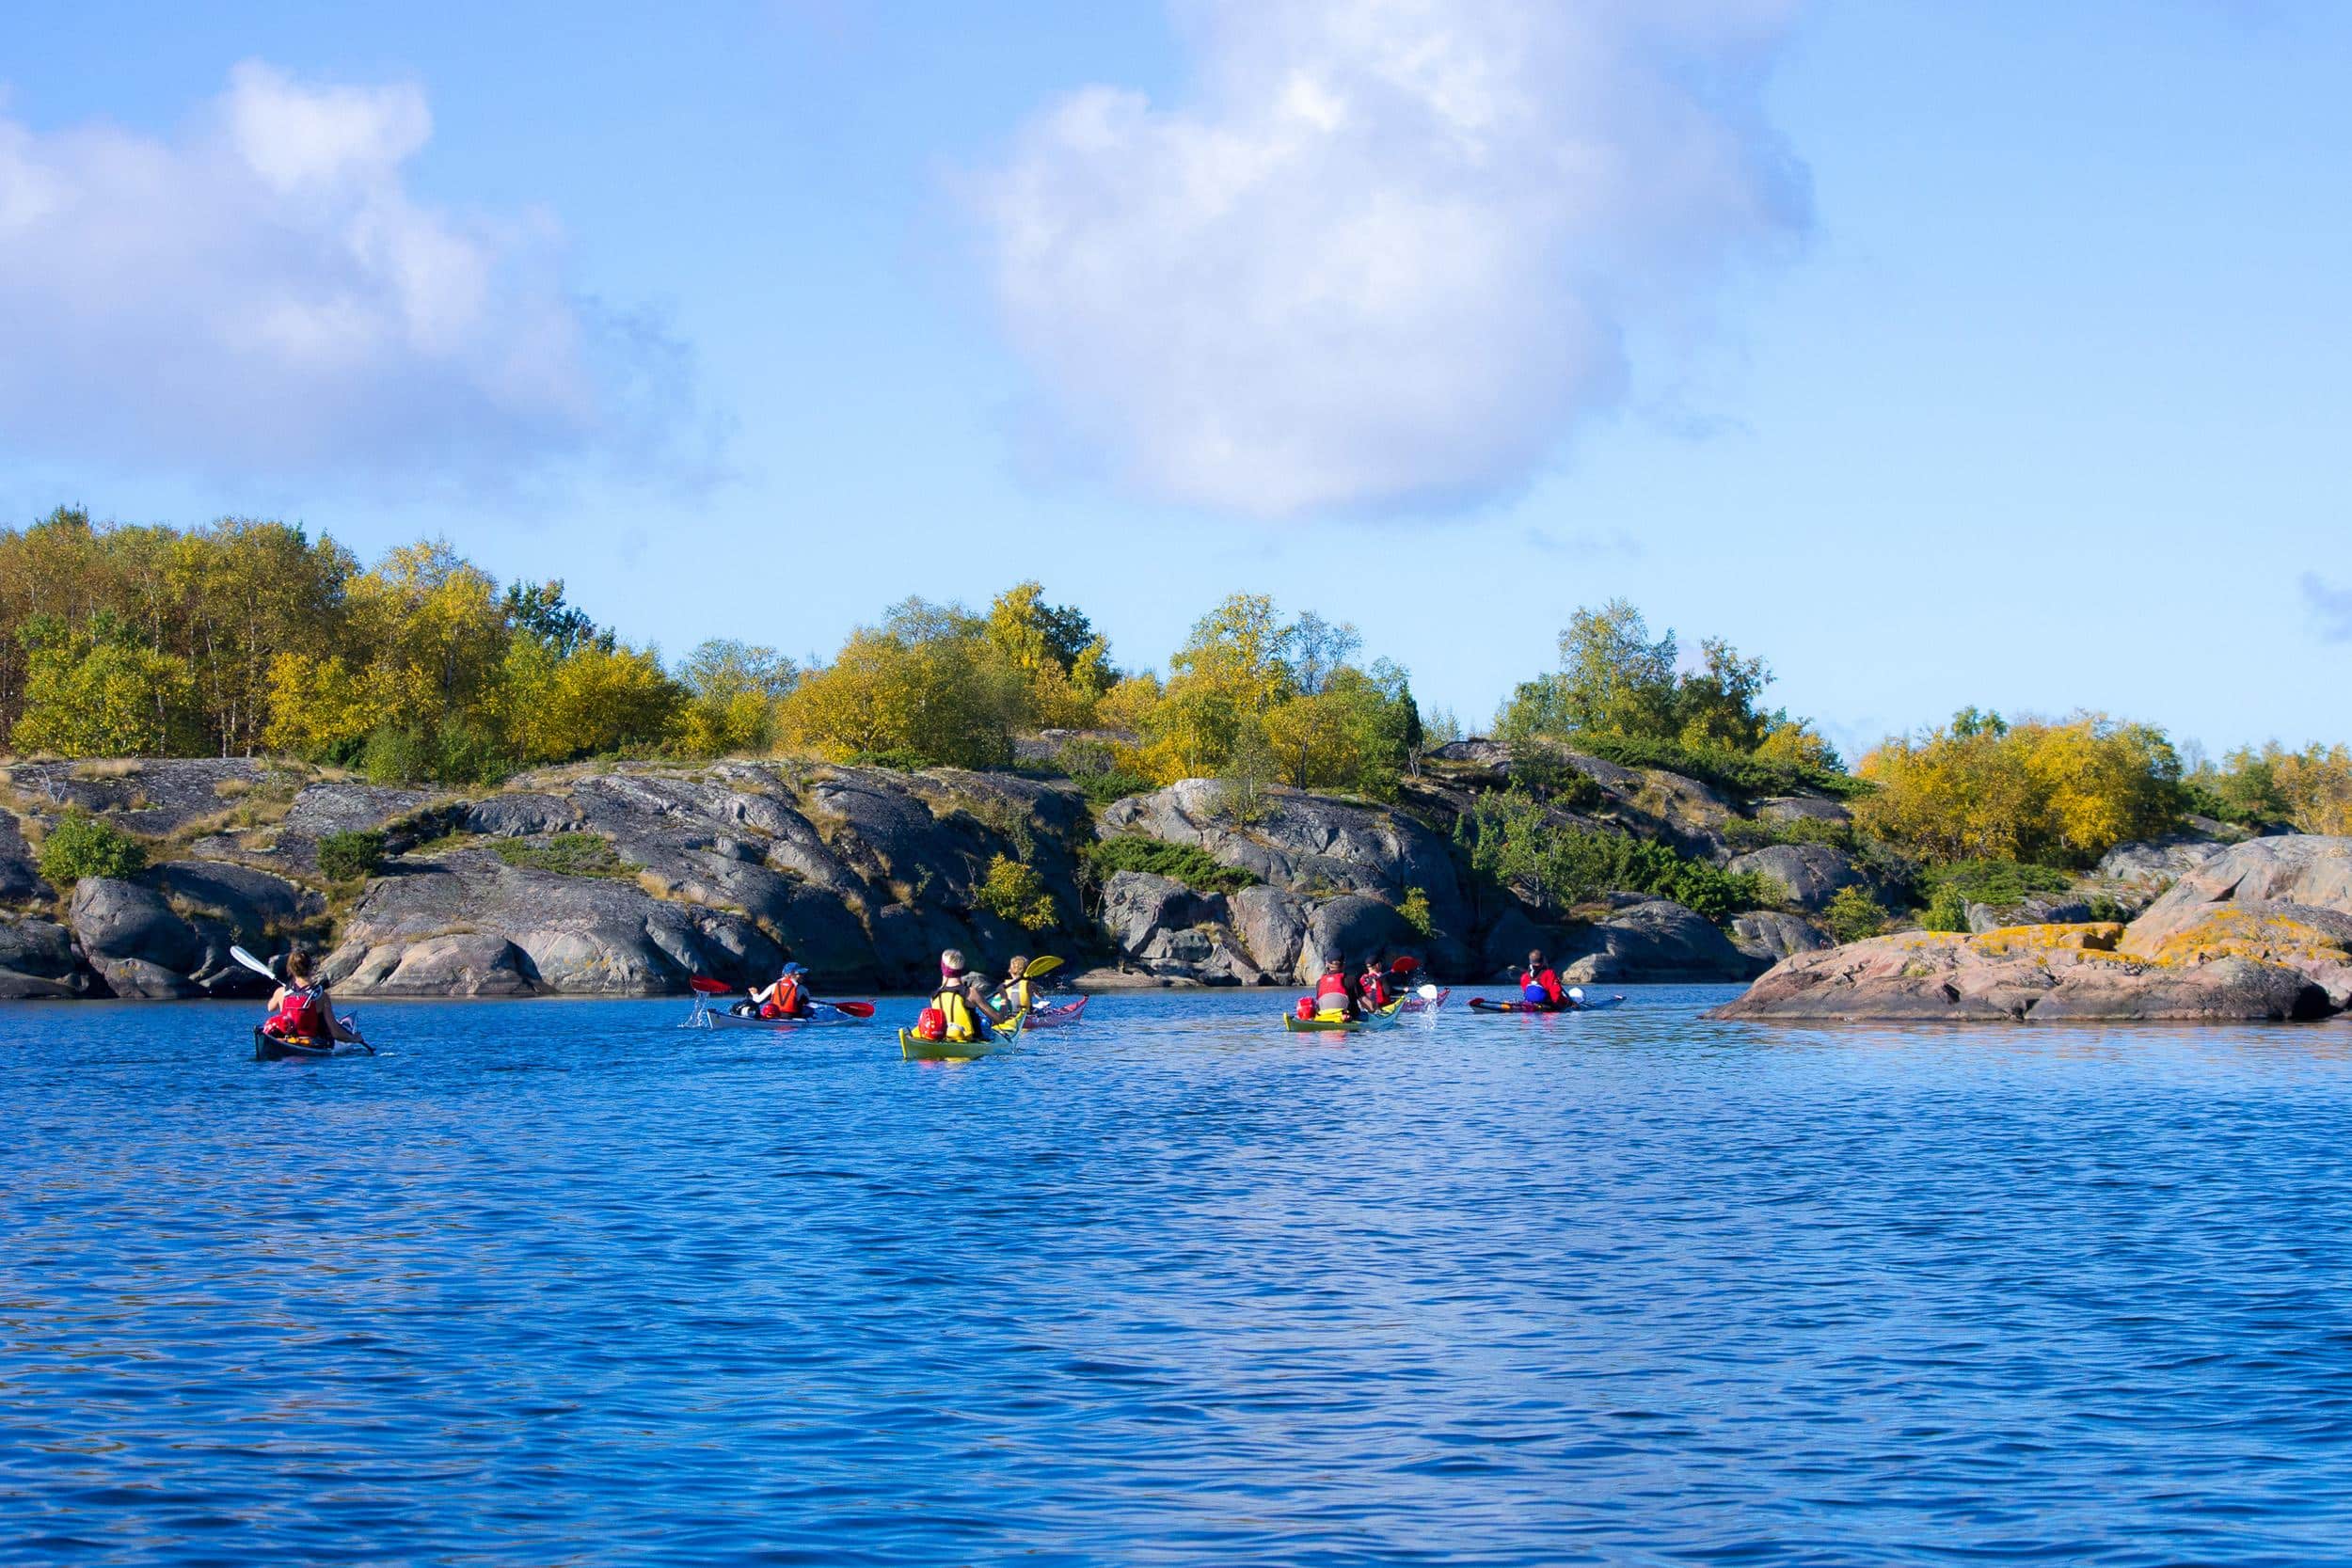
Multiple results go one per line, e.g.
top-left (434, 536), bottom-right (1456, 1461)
top-left (1313, 972), bottom-right (1352, 1014)
top-left (1361, 973), bottom-right (1390, 1007)
top-left (760, 974), bottom-right (805, 1021)
top-left (1001, 976), bottom-right (1033, 1014)
top-left (270, 984), bottom-right (327, 1039)
top-left (931, 983), bottom-right (980, 1043)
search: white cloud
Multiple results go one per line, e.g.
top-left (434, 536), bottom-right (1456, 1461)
top-left (976, 0), bottom-right (1808, 518)
top-left (0, 62), bottom-right (694, 487)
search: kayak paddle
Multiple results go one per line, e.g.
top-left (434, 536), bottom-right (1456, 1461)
top-left (1417, 983), bottom-right (1440, 1000)
top-left (688, 975), bottom-right (736, 995)
top-left (815, 1000), bottom-right (877, 1018)
top-left (1021, 955), bottom-right (1063, 981)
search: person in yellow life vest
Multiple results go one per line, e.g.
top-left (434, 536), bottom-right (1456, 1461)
top-left (994, 956), bottom-right (1040, 1016)
top-left (932, 949), bottom-right (1017, 1043)
top-left (753, 962), bottom-right (811, 1020)
top-left (1312, 957), bottom-right (1357, 1020)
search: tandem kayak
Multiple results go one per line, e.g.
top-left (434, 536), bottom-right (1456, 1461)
top-left (899, 1011), bottom-right (1030, 1062)
top-left (1467, 995), bottom-right (1626, 1014)
top-left (1281, 999), bottom-right (1408, 1033)
top-left (682, 995), bottom-right (873, 1031)
top-left (253, 1018), bottom-right (371, 1060)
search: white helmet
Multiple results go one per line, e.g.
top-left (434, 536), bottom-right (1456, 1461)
top-left (1567, 986), bottom-right (1585, 1002)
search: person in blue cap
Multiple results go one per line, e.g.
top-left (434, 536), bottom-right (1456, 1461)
top-left (753, 961), bottom-right (813, 1021)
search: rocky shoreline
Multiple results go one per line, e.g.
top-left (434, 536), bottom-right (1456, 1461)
top-left (0, 745), bottom-right (1793, 1002)
top-left (1710, 836), bottom-right (2352, 1023)
top-left (3, 751), bottom-right (2345, 1022)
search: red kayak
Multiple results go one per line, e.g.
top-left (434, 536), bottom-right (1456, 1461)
top-left (1467, 995), bottom-right (1625, 1013)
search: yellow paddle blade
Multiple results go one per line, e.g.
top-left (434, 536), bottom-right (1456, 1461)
top-left (1022, 955), bottom-right (1063, 979)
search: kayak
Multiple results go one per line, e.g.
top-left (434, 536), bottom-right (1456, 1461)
top-left (900, 1010), bottom-right (1029, 1062)
top-left (1281, 998), bottom-right (1407, 1033)
top-left (1397, 987), bottom-right (1451, 1013)
top-left (253, 1017), bottom-right (370, 1060)
top-left (1467, 995), bottom-right (1627, 1014)
top-left (683, 995), bottom-right (872, 1031)
top-left (1021, 995), bottom-right (1089, 1031)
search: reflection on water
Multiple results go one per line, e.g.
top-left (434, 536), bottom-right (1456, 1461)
top-left (5, 990), bottom-right (2352, 1564)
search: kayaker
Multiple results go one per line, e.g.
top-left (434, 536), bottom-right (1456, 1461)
top-left (933, 949), bottom-right (1017, 1043)
top-left (1521, 950), bottom-right (1565, 1008)
top-left (261, 950), bottom-right (359, 1047)
top-left (1312, 957), bottom-right (1357, 1020)
top-left (753, 962), bottom-right (812, 1021)
top-left (996, 956), bottom-right (1040, 1015)
top-left (1359, 955), bottom-right (1394, 1009)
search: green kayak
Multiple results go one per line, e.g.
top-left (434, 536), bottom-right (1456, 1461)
top-left (899, 1010), bottom-right (1028, 1062)
top-left (1281, 999), bottom-right (1406, 1033)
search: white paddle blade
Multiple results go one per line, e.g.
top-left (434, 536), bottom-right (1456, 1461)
top-left (230, 944), bottom-right (277, 980)
top-left (1418, 983), bottom-right (1440, 1000)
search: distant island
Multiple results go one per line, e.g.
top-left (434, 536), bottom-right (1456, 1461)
top-left (2, 505), bottom-right (2347, 1019)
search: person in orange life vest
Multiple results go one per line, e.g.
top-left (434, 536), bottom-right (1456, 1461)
top-left (262, 949), bottom-right (359, 1045)
top-left (1312, 957), bottom-right (1358, 1019)
top-left (754, 961), bottom-right (812, 1020)
top-left (1521, 949), bottom-right (1565, 1007)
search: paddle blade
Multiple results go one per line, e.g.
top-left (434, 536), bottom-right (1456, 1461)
top-left (229, 944), bottom-right (277, 980)
top-left (1418, 983), bottom-right (1440, 1000)
top-left (826, 1001), bottom-right (877, 1018)
top-left (1391, 955), bottom-right (1422, 974)
top-left (688, 976), bottom-right (735, 995)
top-left (1022, 955), bottom-right (1064, 980)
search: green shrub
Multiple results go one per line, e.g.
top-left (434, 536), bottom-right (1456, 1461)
top-left (977, 853), bottom-right (1058, 932)
top-left (2085, 894), bottom-right (2128, 925)
top-left (1057, 741), bottom-right (1153, 806)
top-left (1920, 884), bottom-right (1971, 934)
top-left (1824, 886), bottom-right (1888, 943)
top-left (1922, 859), bottom-right (2072, 908)
top-left (34, 811), bottom-right (147, 886)
top-left (1397, 886), bottom-right (1436, 937)
top-left (491, 832), bottom-right (636, 880)
top-left (1509, 748), bottom-right (1603, 812)
top-left (360, 721), bottom-right (512, 787)
top-left (1086, 836), bottom-right (1256, 895)
top-left (1457, 789), bottom-right (1773, 922)
top-left (848, 748), bottom-right (929, 772)
top-left (316, 830), bottom-right (386, 883)
top-left (1571, 733), bottom-right (1867, 801)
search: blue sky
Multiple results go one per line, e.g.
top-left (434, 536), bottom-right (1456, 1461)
top-left (3, 0), bottom-right (2346, 761)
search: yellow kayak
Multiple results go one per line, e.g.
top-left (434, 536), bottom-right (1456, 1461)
top-left (899, 1009), bottom-right (1028, 1062)
top-left (1280, 999), bottom-right (1406, 1033)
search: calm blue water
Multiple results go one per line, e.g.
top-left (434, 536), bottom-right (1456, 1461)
top-left (6, 990), bottom-right (2352, 1565)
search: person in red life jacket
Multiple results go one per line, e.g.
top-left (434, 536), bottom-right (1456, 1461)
top-left (1520, 949), bottom-right (1565, 1008)
top-left (753, 961), bottom-right (812, 1020)
top-left (1359, 955), bottom-right (1394, 1010)
top-left (261, 949), bottom-right (360, 1045)
top-left (1312, 957), bottom-right (1358, 1019)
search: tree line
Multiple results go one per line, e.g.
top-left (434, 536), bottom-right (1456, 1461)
top-left (4, 508), bottom-right (2344, 869)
